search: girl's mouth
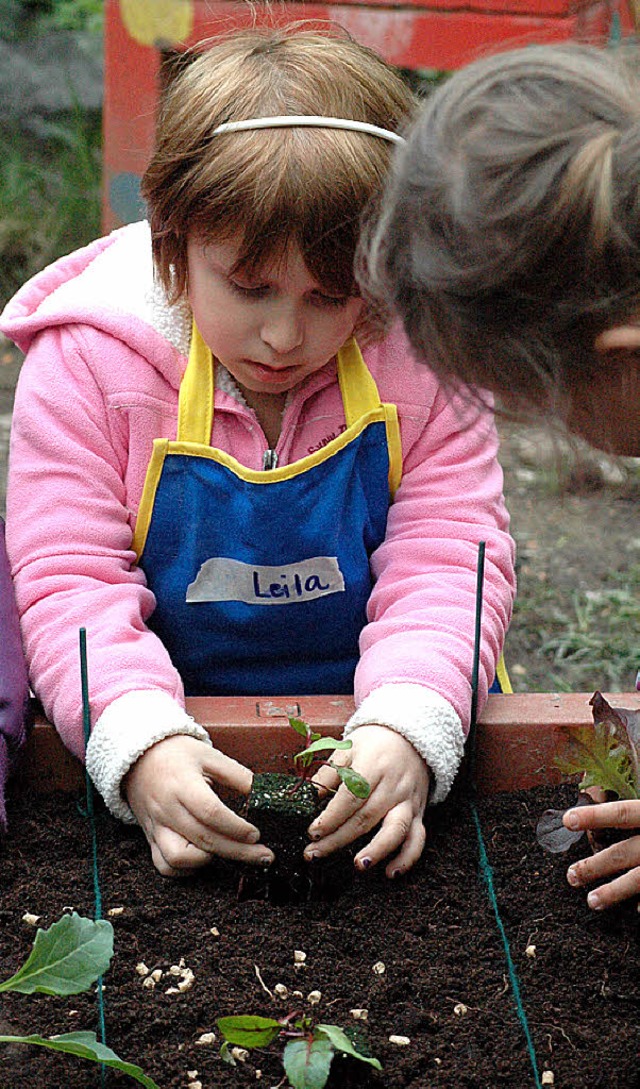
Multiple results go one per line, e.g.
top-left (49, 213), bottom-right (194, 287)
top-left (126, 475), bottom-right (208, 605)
top-left (246, 360), bottom-right (301, 383)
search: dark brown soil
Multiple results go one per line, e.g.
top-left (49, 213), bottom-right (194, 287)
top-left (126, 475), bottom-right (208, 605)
top-left (1, 781), bottom-right (639, 1089)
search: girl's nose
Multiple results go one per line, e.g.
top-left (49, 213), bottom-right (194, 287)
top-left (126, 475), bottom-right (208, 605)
top-left (260, 305), bottom-right (304, 355)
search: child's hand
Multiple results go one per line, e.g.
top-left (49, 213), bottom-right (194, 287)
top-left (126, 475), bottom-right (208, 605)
top-left (303, 724), bottom-right (429, 878)
top-left (564, 800), bottom-right (640, 910)
top-left (123, 734), bottom-right (274, 877)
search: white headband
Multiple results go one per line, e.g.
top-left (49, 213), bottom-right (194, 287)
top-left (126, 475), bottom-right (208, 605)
top-left (211, 115), bottom-right (405, 146)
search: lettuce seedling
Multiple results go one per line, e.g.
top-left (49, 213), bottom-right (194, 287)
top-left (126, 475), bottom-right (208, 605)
top-left (217, 1009), bottom-right (381, 1089)
top-left (0, 912), bottom-right (160, 1087)
top-left (536, 692), bottom-right (640, 854)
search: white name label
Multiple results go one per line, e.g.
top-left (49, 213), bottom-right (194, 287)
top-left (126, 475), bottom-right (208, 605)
top-left (186, 556), bottom-right (345, 605)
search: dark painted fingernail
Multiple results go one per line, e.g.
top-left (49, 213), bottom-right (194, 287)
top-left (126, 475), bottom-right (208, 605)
top-left (359, 857), bottom-right (372, 870)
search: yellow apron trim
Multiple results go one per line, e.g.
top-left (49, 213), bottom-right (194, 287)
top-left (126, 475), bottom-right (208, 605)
top-left (336, 338), bottom-right (402, 493)
top-left (177, 322), bottom-right (214, 444)
top-left (495, 654), bottom-right (512, 694)
top-left (384, 404), bottom-right (402, 497)
top-left (132, 438), bottom-right (170, 559)
top-left (337, 336), bottom-right (384, 425)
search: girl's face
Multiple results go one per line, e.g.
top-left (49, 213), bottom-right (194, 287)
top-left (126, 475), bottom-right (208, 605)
top-left (186, 235), bottom-right (364, 399)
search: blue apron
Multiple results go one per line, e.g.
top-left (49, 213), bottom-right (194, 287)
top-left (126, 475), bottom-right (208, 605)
top-left (132, 326), bottom-right (402, 696)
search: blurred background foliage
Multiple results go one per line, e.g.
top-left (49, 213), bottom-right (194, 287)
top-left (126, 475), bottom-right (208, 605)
top-left (0, 0), bottom-right (103, 305)
top-left (0, 0), bottom-right (103, 37)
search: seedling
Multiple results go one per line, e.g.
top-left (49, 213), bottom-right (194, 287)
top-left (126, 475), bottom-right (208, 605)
top-left (217, 1009), bottom-right (381, 1089)
top-left (0, 912), bottom-right (160, 1087)
top-left (536, 691), bottom-right (640, 854)
top-left (288, 716), bottom-right (371, 800)
top-left (240, 719), bottom-right (371, 904)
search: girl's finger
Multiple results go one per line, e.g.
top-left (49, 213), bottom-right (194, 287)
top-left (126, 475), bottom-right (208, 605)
top-left (384, 818), bottom-right (427, 879)
top-left (307, 781), bottom-right (371, 842)
top-left (181, 780), bottom-right (261, 844)
top-left (305, 797), bottom-right (381, 859)
top-left (150, 828), bottom-right (212, 876)
top-left (564, 799), bottom-right (640, 831)
top-left (201, 748), bottom-right (254, 795)
top-left (584, 867), bottom-right (640, 911)
top-left (154, 819), bottom-right (274, 870)
top-left (568, 836), bottom-right (640, 888)
top-left (352, 804), bottom-right (416, 871)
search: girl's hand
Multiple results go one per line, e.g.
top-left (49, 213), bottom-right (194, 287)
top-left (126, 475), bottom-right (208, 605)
top-left (303, 724), bottom-right (430, 879)
top-left (564, 800), bottom-right (640, 909)
top-left (123, 734), bottom-right (274, 877)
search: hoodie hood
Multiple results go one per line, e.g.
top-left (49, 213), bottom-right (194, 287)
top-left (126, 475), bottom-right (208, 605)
top-left (0, 221), bottom-right (192, 371)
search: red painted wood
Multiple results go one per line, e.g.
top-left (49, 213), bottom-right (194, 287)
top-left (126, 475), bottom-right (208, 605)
top-left (103, 0), bottom-right (635, 229)
top-left (18, 691), bottom-right (640, 795)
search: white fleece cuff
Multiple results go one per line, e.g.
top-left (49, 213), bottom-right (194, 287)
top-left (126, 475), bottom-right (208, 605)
top-left (85, 689), bottom-right (212, 823)
top-left (344, 683), bottom-right (465, 804)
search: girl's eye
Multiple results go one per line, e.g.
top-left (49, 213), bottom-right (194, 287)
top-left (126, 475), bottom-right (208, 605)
top-left (310, 292), bottom-right (350, 309)
top-left (229, 280), bottom-right (269, 300)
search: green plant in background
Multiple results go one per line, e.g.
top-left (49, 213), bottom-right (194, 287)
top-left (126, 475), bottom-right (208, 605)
top-left (0, 912), bottom-right (160, 1087)
top-left (539, 581), bottom-right (640, 685)
top-left (218, 1010), bottom-right (381, 1089)
top-left (509, 564), bottom-right (640, 693)
top-left (0, 0), bottom-right (103, 37)
top-left (40, 0), bottom-right (103, 33)
top-left (0, 0), bottom-right (103, 306)
top-left (0, 102), bottom-right (101, 306)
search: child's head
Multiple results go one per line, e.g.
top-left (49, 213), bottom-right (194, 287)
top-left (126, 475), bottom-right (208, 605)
top-left (141, 24), bottom-right (415, 339)
top-left (362, 42), bottom-right (640, 453)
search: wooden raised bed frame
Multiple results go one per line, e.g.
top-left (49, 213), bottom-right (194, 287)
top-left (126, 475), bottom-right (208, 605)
top-left (18, 691), bottom-right (640, 795)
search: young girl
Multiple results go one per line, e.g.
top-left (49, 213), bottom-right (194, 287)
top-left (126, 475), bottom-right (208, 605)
top-left (0, 25), bottom-right (515, 879)
top-left (362, 40), bottom-right (640, 906)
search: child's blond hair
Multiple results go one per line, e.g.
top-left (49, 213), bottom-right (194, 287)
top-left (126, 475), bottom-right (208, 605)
top-left (141, 24), bottom-right (415, 337)
top-left (362, 42), bottom-right (640, 410)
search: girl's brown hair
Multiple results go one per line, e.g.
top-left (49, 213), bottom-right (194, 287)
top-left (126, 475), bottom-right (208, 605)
top-left (361, 42), bottom-right (640, 412)
top-left (141, 24), bottom-right (415, 335)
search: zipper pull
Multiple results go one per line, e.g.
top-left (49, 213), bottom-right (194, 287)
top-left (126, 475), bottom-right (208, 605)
top-left (262, 449), bottom-right (279, 470)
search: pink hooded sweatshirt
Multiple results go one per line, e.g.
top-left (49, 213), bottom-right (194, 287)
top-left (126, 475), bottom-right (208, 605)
top-left (0, 222), bottom-right (515, 819)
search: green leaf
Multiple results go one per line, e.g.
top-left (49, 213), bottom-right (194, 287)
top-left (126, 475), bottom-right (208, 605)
top-left (316, 1024), bottom-right (382, 1069)
top-left (289, 718), bottom-right (321, 744)
top-left (283, 1035), bottom-right (334, 1089)
top-left (216, 1014), bottom-right (281, 1049)
top-left (333, 765), bottom-right (371, 799)
top-left (295, 738), bottom-right (352, 761)
top-left (0, 1031), bottom-right (161, 1088)
top-left (591, 692), bottom-right (640, 787)
top-left (0, 914), bottom-right (114, 996)
top-left (555, 724), bottom-right (639, 801)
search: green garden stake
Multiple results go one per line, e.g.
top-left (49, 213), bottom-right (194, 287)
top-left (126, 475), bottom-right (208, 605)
top-left (79, 627), bottom-right (108, 1085)
top-left (468, 545), bottom-right (543, 1089)
top-left (609, 10), bottom-right (623, 45)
